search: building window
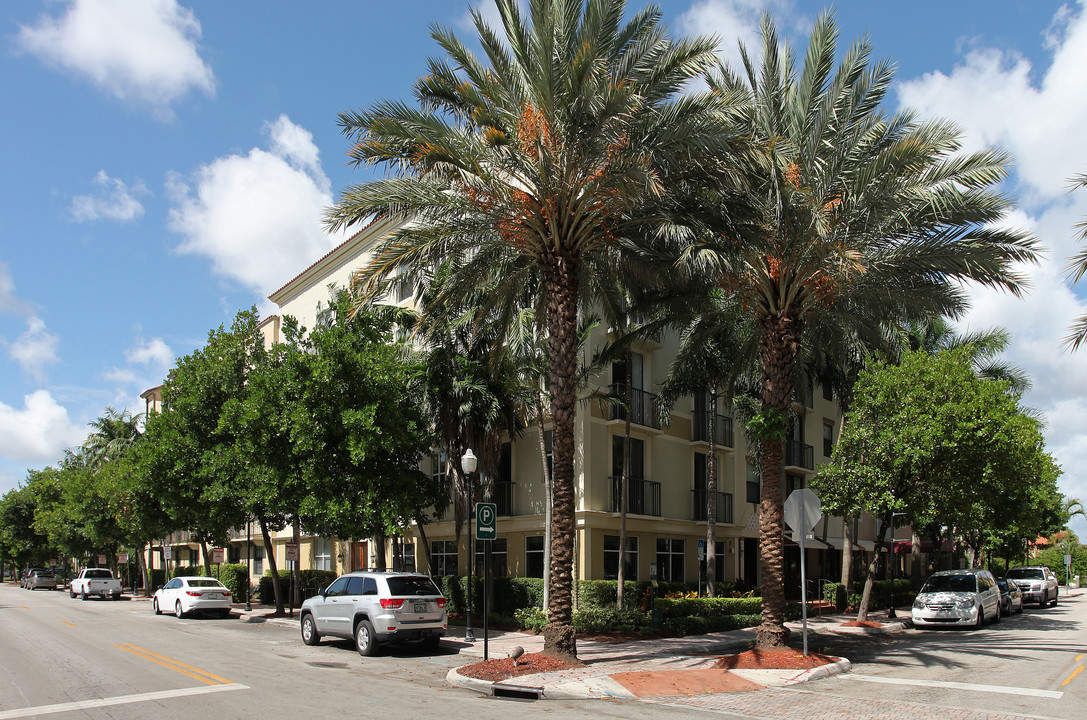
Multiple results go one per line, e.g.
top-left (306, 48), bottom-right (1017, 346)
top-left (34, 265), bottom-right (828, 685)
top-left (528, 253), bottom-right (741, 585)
top-left (785, 474), bottom-right (804, 497)
top-left (252, 545), bottom-right (264, 576)
top-left (430, 540), bottom-right (458, 576)
top-left (822, 383), bottom-right (833, 402)
top-left (394, 542), bottom-right (415, 572)
top-left (823, 420), bottom-right (834, 457)
top-left (746, 462), bottom-right (760, 504)
top-left (315, 537), bottom-right (331, 571)
top-left (474, 538), bottom-right (508, 577)
top-left (604, 535), bottom-right (638, 580)
top-left (526, 535), bottom-right (545, 578)
top-left (656, 538), bottom-right (685, 581)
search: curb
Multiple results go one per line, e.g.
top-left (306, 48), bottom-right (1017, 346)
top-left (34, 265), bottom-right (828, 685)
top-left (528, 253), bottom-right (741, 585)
top-left (785, 657), bottom-right (852, 684)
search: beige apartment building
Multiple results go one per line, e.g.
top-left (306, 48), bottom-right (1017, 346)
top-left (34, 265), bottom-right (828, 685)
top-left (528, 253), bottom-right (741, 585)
top-left (144, 216), bottom-right (899, 598)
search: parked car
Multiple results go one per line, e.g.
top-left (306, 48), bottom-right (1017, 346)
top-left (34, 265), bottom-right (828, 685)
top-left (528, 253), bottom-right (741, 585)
top-left (911, 568), bottom-right (1001, 629)
top-left (22, 568), bottom-right (48, 589)
top-left (26, 568), bottom-right (56, 591)
top-left (1005, 566), bottom-right (1059, 607)
top-left (996, 578), bottom-right (1023, 616)
top-left (299, 571), bottom-right (446, 656)
top-left (153, 576), bottom-right (233, 618)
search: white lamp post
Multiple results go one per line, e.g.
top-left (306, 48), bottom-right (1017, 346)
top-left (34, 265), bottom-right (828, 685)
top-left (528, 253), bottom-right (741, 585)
top-left (461, 449), bottom-right (478, 643)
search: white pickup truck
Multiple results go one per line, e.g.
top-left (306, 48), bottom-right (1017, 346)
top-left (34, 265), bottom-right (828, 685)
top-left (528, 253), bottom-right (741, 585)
top-left (70, 568), bottom-right (122, 600)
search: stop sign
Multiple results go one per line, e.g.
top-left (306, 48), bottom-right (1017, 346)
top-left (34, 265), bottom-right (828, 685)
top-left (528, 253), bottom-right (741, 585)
top-left (784, 488), bottom-right (822, 535)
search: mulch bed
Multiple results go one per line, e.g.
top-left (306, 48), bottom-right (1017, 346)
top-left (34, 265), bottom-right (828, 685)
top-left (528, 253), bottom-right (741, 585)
top-left (714, 648), bottom-right (840, 670)
top-left (458, 652), bottom-right (585, 682)
top-left (838, 620), bottom-right (884, 628)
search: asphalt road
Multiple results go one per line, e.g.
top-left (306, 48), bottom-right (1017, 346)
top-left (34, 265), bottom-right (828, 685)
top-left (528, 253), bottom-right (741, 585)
top-left (3, 582), bottom-right (1085, 719)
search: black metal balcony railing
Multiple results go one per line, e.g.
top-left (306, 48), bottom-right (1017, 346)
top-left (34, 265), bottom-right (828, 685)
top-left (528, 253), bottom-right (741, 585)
top-left (608, 384), bottom-right (661, 429)
top-left (610, 476), bottom-right (662, 516)
top-left (693, 489), bottom-right (734, 524)
top-left (494, 481), bottom-right (514, 516)
top-left (785, 440), bottom-right (815, 470)
top-left (691, 411), bottom-right (734, 448)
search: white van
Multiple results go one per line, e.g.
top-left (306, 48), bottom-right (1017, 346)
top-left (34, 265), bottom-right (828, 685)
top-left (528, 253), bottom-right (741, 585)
top-left (911, 568), bottom-right (1001, 629)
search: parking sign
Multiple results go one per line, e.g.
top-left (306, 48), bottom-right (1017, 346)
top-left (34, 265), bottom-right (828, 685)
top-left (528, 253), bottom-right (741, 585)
top-left (476, 502), bottom-right (497, 540)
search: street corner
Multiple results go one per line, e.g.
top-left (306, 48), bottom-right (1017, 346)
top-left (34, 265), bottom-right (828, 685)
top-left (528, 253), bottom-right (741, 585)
top-left (730, 656), bottom-right (852, 687)
top-left (446, 664), bottom-right (635, 700)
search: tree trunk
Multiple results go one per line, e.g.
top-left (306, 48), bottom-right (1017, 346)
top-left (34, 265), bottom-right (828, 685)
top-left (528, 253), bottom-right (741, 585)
top-left (259, 516), bottom-right (284, 615)
top-left (755, 315), bottom-right (801, 649)
top-left (541, 249), bottom-right (579, 659)
top-left (910, 530), bottom-right (922, 587)
top-left (198, 535), bottom-right (210, 577)
top-left (706, 388), bottom-right (719, 598)
top-left (856, 512), bottom-right (891, 621)
top-left (292, 518), bottom-right (302, 606)
top-left (535, 393), bottom-right (552, 610)
top-left (416, 518), bottom-right (433, 575)
top-left (375, 530), bottom-right (388, 571)
top-left (617, 353), bottom-right (631, 610)
top-left (840, 517), bottom-right (854, 593)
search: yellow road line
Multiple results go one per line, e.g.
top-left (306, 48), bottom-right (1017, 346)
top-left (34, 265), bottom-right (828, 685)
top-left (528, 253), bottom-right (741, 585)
top-left (1061, 664), bottom-right (1084, 687)
top-left (113, 644), bottom-right (232, 686)
top-left (60, 621), bottom-right (78, 628)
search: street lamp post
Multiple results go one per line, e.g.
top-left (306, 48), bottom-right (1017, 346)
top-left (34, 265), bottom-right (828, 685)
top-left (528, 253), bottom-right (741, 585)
top-left (462, 449), bottom-right (477, 644)
top-left (245, 516), bottom-right (252, 612)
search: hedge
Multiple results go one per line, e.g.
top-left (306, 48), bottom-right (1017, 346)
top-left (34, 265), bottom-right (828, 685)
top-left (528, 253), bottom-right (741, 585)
top-left (654, 596), bottom-right (762, 619)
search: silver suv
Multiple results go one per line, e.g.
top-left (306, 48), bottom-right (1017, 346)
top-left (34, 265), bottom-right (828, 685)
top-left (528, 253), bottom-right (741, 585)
top-left (299, 572), bottom-right (447, 656)
top-left (1005, 566), bottom-right (1059, 607)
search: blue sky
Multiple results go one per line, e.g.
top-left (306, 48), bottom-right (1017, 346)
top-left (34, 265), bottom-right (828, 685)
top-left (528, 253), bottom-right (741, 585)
top-left (2, 0), bottom-right (1086, 535)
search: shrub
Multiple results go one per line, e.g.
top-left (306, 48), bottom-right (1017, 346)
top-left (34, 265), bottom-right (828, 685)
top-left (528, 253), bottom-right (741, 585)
top-left (211, 563), bottom-right (249, 601)
top-left (654, 596), bottom-right (762, 619)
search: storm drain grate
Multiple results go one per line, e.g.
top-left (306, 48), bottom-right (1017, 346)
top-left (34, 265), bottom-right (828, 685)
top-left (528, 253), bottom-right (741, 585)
top-left (491, 683), bottom-right (542, 700)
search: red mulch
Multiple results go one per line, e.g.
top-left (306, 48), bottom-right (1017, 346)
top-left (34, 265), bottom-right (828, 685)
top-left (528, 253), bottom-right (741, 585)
top-left (458, 652), bottom-right (585, 681)
top-left (714, 648), bottom-right (840, 670)
top-left (838, 620), bottom-right (883, 628)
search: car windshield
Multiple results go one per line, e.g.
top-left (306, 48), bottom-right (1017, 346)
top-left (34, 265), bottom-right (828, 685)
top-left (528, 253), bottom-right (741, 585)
top-left (387, 576), bottom-right (441, 596)
top-left (188, 579), bottom-right (225, 588)
top-left (1006, 568), bottom-right (1044, 580)
top-left (36, 570), bottom-right (54, 577)
top-left (922, 575), bottom-right (977, 594)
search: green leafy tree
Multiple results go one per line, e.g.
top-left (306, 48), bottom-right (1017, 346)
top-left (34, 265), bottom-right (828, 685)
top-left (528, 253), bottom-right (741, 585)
top-left (324, 0), bottom-right (735, 656)
top-left (813, 348), bottom-right (1059, 618)
top-left (690, 12), bottom-right (1038, 647)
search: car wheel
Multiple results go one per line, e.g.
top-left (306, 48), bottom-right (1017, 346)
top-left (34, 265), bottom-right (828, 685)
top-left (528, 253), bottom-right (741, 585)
top-left (301, 614), bottom-right (321, 646)
top-left (153, 597), bottom-right (161, 615)
top-left (355, 619), bottom-right (376, 657)
top-left (69, 588), bottom-right (76, 598)
top-left (81, 589), bottom-right (87, 601)
top-left (992, 603), bottom-right (1001, 623)
top-left (974, 604), bottom-right (985, 629)
top-left (1050, 593), bottom-right (1058, 607)
top-left (175, 601), bottom-right (184, 619)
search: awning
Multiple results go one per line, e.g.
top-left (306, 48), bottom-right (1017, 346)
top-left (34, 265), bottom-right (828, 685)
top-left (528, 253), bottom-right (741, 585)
top-left (786, 534), bottom-right (829, 549)
top-left (855, 540), bottom-right (875, 551)
top-left (879, 540), bottom-right (940, 553)
top-left (824, 537), bottom-right (864, 551)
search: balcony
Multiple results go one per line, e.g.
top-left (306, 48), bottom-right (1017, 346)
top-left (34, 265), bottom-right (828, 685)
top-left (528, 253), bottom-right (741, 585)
top-left (494, 481), bottom-right (514, 517)
top-left (785, 440), bottom-right (814, 470)
top-left (608, 384), bottom-right (661, 430)
top-left (691, 411), bottom-right (734, 448)
top-left (610, 476), bottom-right (661, 516)
top-left (693, 489), bottom-right (734, 524)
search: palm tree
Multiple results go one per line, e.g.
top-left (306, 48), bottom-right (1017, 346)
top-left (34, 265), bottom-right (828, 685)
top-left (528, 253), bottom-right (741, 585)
top-left (1064, 173), bottom-right (1087, 349)
top-left (900, 317), bottom-right (1030, 392)
top-left (693, 13), bottom-right (1038, 647)
top-left (324, 0), bottom-right (736, 657)
top-left (83, 407), bottom-right (143, 471)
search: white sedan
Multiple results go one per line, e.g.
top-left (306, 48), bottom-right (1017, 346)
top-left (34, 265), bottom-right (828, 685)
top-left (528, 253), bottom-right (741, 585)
top-left (153, 576), bottom-right (233, 618)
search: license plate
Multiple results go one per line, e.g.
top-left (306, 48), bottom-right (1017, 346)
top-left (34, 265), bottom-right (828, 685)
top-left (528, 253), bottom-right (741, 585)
top-left (208, 593), bottom-right (219, 599)
top-left (413, 602), bottom-right (426, 613)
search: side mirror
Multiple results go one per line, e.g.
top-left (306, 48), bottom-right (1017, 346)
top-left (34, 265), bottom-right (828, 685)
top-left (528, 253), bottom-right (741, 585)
top-left (318, 588), bottom-right (327, 598)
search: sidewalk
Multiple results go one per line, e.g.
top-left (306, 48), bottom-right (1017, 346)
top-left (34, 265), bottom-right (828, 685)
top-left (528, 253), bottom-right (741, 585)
top-left (443, 610), bottom-right (910, 700)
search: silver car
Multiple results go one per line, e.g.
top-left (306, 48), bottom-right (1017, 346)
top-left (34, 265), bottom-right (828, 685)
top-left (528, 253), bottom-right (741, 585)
top-left (26, 568), bottom-right (56, 590)
top-left (299, 571), bottom-right (447, 656)
top-left (911, 568), bottom-right (1001, 629)
top-left (1005, 566), bottom-right (1059, 607)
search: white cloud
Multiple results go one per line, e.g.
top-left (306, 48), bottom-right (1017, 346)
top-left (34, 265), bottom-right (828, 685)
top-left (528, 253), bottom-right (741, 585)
top-left (0, 261), bottom-right (32, 317)
top-left (15, 0), bottom-right (215, 119)
top-left (677, 0), bottom-right (801, 74)
top-left (8, 317), bottom-right (59, 381)
top-left (125, 336), bottom-right (174, 369)
top-left (894, 2), bottom-right (1087, 521)
top-left (71, 170), bottom-right (147, 222)
top-left (0, 391), bottom-right (85, 463)
top-left (167, 115), bottom-right (337, 297)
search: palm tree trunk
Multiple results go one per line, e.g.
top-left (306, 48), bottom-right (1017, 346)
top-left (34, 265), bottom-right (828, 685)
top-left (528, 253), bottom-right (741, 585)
top-left (756, 316), bottom-right (801, 648)
top-left (541, 250), bottom-right (579, 659)
top-left (841, 517), bottom-right (854, 593)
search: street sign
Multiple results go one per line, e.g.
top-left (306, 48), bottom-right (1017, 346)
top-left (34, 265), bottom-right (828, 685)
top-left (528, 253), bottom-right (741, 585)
top-left (97, 554), bottom-right (106, 566)
top-left (211, 548), bottom-right (226, 564)
top-left (163, 546), bottom-right (172, 560)
top-left (784, 488), bottom-right (822, 534)
top-left (476, 502), bottom-right (497, 540)
top-left (285, 542), bottom-right (300, 562)
top-left (117, 553), bottom-right (129, 564)
top-left (698, 538), bottom-right (705, 560)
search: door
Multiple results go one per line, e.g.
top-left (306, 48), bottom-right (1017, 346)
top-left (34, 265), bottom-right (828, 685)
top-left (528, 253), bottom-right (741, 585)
top-left (352, 542), bottom-right (368, 571)
top-left (313, 576), bottom-right (349, 633)
top-left (743, 538), bottom-right (758, 588)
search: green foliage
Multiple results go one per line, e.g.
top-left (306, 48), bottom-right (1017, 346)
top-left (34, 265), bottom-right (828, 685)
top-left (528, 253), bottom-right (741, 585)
top-left (212, 563), bottom-right (252, 601)
top-left (1033, 540), bottom-right (1087, 584)
top-left (654, 596), bottom-right (762, 619)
